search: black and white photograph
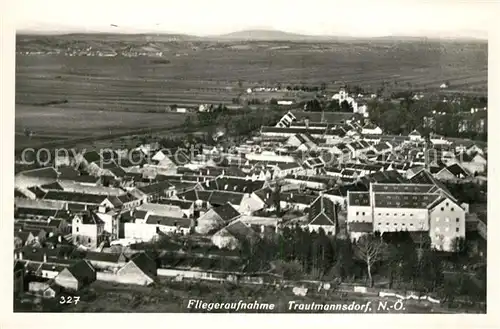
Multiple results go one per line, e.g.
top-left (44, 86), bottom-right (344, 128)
top-left (2, 0), bottom-right (497, 321)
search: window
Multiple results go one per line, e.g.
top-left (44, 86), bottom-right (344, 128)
top-left (362, 212), bottom-right (365, 216)
top-left (435, 227), bottom-right (440, 232)
top-left (394, 213), bottom-right (397, 216)
top-left (410, 223), bottom-right (414, 226)
top-left (88, 238), bottom-right (91, 243)
top-left (456, 228), bottom-right (459, 233)
top-left (76, 227), bottom-right (79, 232)
top-left (410, 214), bottom-right (413, 217)
top-left (356, 212), bottom-right (359, 216)
top-left (402, 223), bottom-right (405, 226)
top-left (451, 207), bottom-right (454, 211)
top-left (394, 223), bottom-right (397, 226)
top-left (386, 223), bottom-right (389, 226)
top-left (441, 207), bottom-right (444, 211)
top-left (386, 213), bottom-right (389, 216)
top-left (456, 218), bottom-right (460, 222)
top-left (402, 213), bottom-right (405, 216)
top-left (378, 213), bottom-right (381, 216)
top-left (446, 202), bottom-right (449, 207)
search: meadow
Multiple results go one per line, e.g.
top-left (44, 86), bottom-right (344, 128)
top-left (15, 37), bottom-right (488, 147)
top-left (15, 105), bottom-right (189, 149)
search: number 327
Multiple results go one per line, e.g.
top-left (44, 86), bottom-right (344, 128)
top-left (59, 296), bottom-right (80, 304)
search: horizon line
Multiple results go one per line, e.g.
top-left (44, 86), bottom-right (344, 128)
top-left (15, 29), bottom-right (489, 41)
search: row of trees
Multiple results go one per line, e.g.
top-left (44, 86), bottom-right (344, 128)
top-left (367, 94), bottom-right (487, 140)
top-left (238, 227), bottom-right (484, 302)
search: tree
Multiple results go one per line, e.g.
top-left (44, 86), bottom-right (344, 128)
top-left (272, 182), bottom-right (282, 215)
top-left (183, 115), bottom-right (193, 128)
top-left (354, 234), bottom-right (388, 287)
top-left (340, 100), bottom-right (353, 112)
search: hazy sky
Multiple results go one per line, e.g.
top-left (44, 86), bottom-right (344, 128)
top-left (14, 0), bottom-right (494, 38)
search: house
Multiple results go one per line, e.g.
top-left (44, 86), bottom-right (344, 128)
top-left (361, 123), bottom-right (383, 135)
top-left (428, 197), bottom-right (466, 251)
top-left (477, 214), bottom-right (487, 240)
top-left (14, 261), bottom-right (25, 294)
top-left (147, 149), bottom-right (190, 174)
top-left (28, 279), bottom-right (62, 299)
top-left (195, 203), bottom-right (241, 234)
top-left (277, 99), bottom-right (294, 106)
top-left (115, 252), bottom-right (157, 286)
top-left (72, 212), bottom-right (106, 249)
top-left (14, 231), bottom-right (35, 248)
top-left (286, 133), bottom-right (317, 151)
top-left (131, 181), bottom-right (174, 202)
top-left (272, 162), bottom-right (305, 179)
top-left (280, 192), bottom-right (317, 211)
top-left (275, 111), bottom-right (297, 128)
top-left (433, 167), bottom-right (457, 182)
top-left (408, 130), bottom-right (423, 142)
top-left (445, 163), bottom-right (470, 180)
top-left (145, 215), bottom-right (193, 235)
top-left (135, 203), bottom-right (185, 219)
top-left (346, 180), bottom-right (464, 252)
top-left (84, 251), bottom-right (127, 270)
top-left (466, 144), bottom-right (484, 156)
top-left (211, 220), bottom-right (260, 250)
top-left (157, 199), bottom-right (195, 218)
top-left (54, 260), bottom-right (96, 291)
top-left (15, 167), bottom-right (59, 189)
top-left (304, 196), bottom-right (337, 235)
top-left (458, 152), bottom-right (487, 175)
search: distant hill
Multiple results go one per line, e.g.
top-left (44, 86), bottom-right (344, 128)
top-left (213, 29), bottom-right (336, 41)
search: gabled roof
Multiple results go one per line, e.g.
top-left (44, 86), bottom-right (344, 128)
top-left (203, 177), bottom-right (265, 193)
top-left (223, 220), bottom-right (260, 241)
top-left (158, 199), bottom-right (194, 210)
top-left (409, 169), bottom-right (455, 201)
top-left (40, 182), bottom-right (65, 191)
top-left (348, 192), bottom-right (371, 206)
top-left (44, 191), bottom-right (108, 204)
top-left (209, 191), bottom-right (245, 206)
top-left (374, 193), bottom-right (441, 209)
top-left (57, 165), bottom-right (80, 179)
top-left (409, 130), bottom-right (421, 136)
top-left (84, 251), bottom-right (125, 263)
top-left (446, 163), bottom-right (470, 178)
top-left (137, 181), bottom-right (173, 195)
top-left (82, 151), bottom-right (102, 164)
top-left (66, 260), bottom-right (95, 283)
top-left (308, 196), bottom-right (336, 226)
top-left (127, 252), bottom-right (156, 279)
top-left (212, 203), bottom-right (241, 222)
top-left (28, 186), bottom-right (47, 199)
top-left (18, 167), bottom-right (59, 179)
top-left (78, 212), bottom-right (105, 225)
top-left (371, 183), bottom-right (435, 193)
top-left (145, 215), bottom-right (192, 228)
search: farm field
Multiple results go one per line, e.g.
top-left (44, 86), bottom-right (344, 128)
top-left (15, 105), bottom-right (189, 149)
top-left (16, 40), bottom-right (488, 113)
top-left (15, 37), bottom-right (487, 148)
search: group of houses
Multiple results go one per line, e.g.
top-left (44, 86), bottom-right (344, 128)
top-left (13, 110), bottom-right (487, 297)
